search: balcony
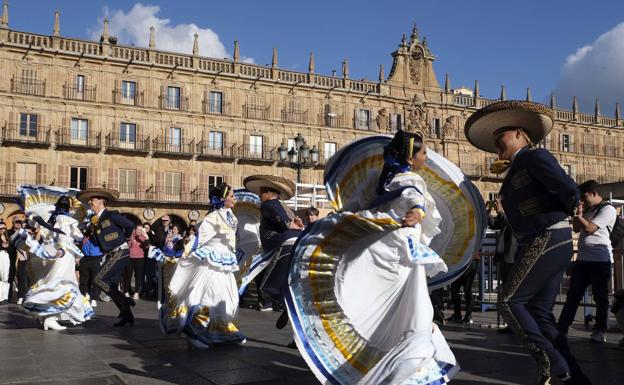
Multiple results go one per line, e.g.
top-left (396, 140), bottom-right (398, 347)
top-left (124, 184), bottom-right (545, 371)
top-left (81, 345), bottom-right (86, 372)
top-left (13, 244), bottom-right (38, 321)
top-left (146, 186), bottom-right (189, 203)
top-left (318, 112), bottom-right (343, 128)
top-left (160, 96), bottom-right (190, 111)
top-left (1, 124), bottom-right (51, 146)
top-left (281, 109), bottom-right (308, 124)
top-left (243, 104), bottom-right (270, 120)
top-left (105, 133), bottom-right (151, 153)
top-left (112, 89), bottom-right (144, 107)
top-left (582, 144), bottom-right (596, 155)
top-left (460, 163), bottom-right (483, 178)
top-left (0, 179), bottom-right (38, 197)
top-left (605, 146), bottom-right (617, 158)
top-left (202, 100), bottom-right (231, 116)
top-left (11, 77), bottom-right (46, 96)
top-left (63, 84), bottom-right (97, 102)
top-left (152, 137), bottom-right (195, 157)
top-left (56, 128), bottom-right (102, 149)
top-left (196, 140), bottom-right (236, 159)
top-left (237, 144), bottom-right (275, 162)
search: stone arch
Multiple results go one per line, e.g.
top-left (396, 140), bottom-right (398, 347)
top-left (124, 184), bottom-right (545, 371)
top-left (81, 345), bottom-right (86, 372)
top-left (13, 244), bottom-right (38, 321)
top-left (3, 210), bottom-right (26, 229)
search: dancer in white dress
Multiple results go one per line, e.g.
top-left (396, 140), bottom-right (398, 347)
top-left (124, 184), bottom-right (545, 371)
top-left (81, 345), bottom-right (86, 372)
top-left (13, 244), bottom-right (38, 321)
top-left (15, 191), bottom-right (93, 331)
top-left (159, 183), bottom-right (245, 347)
top-left (287, 130), bottom-right (488, 385)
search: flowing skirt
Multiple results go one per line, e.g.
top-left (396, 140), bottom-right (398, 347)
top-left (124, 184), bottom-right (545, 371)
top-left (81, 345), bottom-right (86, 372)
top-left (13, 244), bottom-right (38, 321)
top-left (288, 212), bottom-right (458, 385)
top-left (24, 254), bottom-right (93, 323)
top-left (160, 252), bottom-right (245, 345)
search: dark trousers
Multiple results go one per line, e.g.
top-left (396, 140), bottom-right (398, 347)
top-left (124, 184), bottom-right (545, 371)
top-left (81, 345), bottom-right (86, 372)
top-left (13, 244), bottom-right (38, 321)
top-left (558, 260), bottom-right (612, 333)
top-left (451, 259), bottom-right (478, 318)
top-left (143, 256), bottom-right (157, 298)
top-left (8, 251), bottom-right (17, 301)
top-left (123, 258), bottom-right (144, 295)
top-left (16, 259), bottom-right (29, 299)
top-left (79, 256), bottom-right (102, 299)
top-left (498, 227), bottom-right (583, 378)
top-left (95, 247), bottom-right (131, 312)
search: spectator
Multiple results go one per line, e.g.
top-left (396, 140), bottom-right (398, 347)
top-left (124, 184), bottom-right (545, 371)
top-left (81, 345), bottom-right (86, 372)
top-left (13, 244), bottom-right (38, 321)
top-left (14, 224), bottom-right (34, 305)
top-left (7, 217), bottom-right (24, 302)
top-left (488, 199), bottom-right (517, 284)
top-left (142, 222), bottom-right (157, 299)
top-left (558, 180), bottom-right (616, 343)
top-left (447, 253), bottom-right (479, 324)
top-left (0, 222), bottom-right (10, 304)
top-left (163, 225), bottom-right (183, 258)
top-left (79, 216), bottom-right (104, 307)
top-left (151, 215), bottom-right (171, 249)
top-left (305, 207), bottom-right (320, 225)
top-left (124, 224), bottom-right (149, 300)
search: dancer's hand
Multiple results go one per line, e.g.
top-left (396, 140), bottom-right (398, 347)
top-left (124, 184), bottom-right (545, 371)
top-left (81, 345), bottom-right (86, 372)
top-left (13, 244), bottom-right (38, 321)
top-left (402, 208), bottom-right (423, 227)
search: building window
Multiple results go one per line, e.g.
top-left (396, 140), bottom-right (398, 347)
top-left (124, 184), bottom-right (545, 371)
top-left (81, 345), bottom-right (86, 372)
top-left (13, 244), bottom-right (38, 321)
top-left (208, 131), bottom-right (223, 150)
top-left (76, 75), bottom-right (85, 93)
top-left (250, 135), bottom-right (263, 156)
top-left (355, 109), bottom-right (370, 130)
top-left (70, 166), bottom-right (88, 190)
top-left (391, 113), bottom-right (402, 131)
top-left (164, 171), bottom-right (181, 198)
top-left (70, 118), bottom-right (88, 140)
top-left (563, 164), bottom-right (572, 176)
top-left (561, 133), bottom-right (571, 152)
top-left (121, 80), bottom-right (136, 99)
top-left (167, 86), bottom-right (181, 110)
top-left (118, 169), bottom-right (137, 198)
top-left (19, 113), bottom-right (38, 137)
top-left (324, 142), bottom-right (337, 160)
top-left (209, 91), bottom-right (223, 114)
top-left (487, 192), bottom-right (499, 202)
top-left (120, 123), bottom-right (136, 144)
top-left (208, 175), bottom-right (224, 190)
top-left (432, 118), bottom-right (442, 139)
top-left (168, 127), bottom-right (181, 149)
top-left (16, 162), bottom-right (37, 184)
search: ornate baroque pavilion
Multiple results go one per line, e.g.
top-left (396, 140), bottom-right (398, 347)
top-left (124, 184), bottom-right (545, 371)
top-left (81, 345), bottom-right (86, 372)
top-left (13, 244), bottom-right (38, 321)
top-left (0, 4), bottom-right (622, 224)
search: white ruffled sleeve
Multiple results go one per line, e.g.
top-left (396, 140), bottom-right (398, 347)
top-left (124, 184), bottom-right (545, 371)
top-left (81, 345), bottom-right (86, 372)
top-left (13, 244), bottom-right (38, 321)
top-left (197, 213), bottom-right (219, 245)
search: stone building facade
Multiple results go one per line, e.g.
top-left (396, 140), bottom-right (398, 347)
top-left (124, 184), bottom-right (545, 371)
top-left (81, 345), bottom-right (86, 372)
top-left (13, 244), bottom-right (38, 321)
top-left (0, 5), bottom-right (622, 226)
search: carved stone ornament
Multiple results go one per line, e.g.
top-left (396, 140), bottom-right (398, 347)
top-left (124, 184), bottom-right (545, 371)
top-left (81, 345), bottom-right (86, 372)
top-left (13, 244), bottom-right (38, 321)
top-left (442, 116), bottom-right (456, 139)
top-left (376, 108), bottom-right (389, 132)
top-left (409, 49), bottom-right (422, 84)
top-left (406, 95), bottom-right (428, 133)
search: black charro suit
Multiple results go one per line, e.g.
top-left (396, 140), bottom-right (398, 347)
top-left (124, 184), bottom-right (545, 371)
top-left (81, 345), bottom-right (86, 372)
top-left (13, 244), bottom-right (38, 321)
top-left (496, 146), bottom-right (588, 382)
top-left (93, 209), bottom-right (135, 322)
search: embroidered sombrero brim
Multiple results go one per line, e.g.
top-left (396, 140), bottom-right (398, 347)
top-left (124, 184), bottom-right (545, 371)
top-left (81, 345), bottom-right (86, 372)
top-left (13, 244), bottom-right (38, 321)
top-left (76, 187), bottom-right (120, 203)
top-left (464, 100), bottom-right (554, 153)
top-left (243, 175), bottom-right (296, 200)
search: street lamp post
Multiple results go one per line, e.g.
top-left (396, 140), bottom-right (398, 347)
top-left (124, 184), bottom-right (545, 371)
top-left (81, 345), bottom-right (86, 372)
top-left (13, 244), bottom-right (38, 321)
top-left (278, 133), bottom-right (319, 184)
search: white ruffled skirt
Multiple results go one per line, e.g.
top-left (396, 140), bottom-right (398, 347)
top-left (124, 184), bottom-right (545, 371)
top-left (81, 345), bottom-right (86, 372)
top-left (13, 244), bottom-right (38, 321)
top-left (288, 211), bottom-right (458, 385)
top-left (159, 248), bottom-right (245, 345)
top-left (23, 253), bottom-right (93, 324)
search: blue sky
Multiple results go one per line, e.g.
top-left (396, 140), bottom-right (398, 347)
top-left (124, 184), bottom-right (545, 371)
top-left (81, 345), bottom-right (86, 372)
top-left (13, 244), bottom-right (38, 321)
top-left (8, 1), bottom-right (624, 114)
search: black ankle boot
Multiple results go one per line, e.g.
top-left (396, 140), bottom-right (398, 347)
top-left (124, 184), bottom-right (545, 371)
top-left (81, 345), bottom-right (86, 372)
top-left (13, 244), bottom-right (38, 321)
top-left (114, 310), bottom-right (134, 327)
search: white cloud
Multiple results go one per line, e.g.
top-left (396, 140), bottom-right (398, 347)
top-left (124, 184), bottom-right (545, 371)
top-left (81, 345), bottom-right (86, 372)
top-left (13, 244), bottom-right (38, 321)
top-left (88, 3), bottom-right (253, 63)
top-left (554, 23), bottom-right (624, 114)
